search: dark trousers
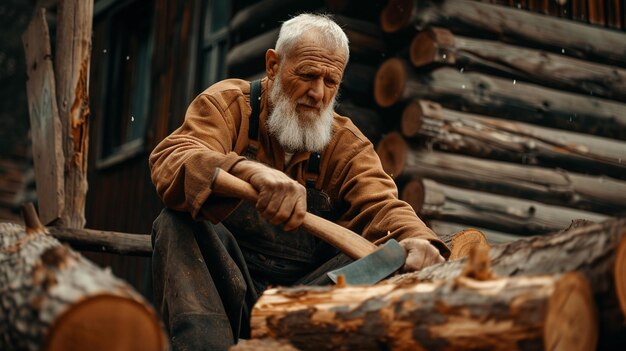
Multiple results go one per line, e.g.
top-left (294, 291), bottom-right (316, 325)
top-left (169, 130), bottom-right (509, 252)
top-left (151, 208), bottom-right (351, 351)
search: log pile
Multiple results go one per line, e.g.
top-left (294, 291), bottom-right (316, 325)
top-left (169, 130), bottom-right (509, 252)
top-left (0, 205), bottom-right (166, 350)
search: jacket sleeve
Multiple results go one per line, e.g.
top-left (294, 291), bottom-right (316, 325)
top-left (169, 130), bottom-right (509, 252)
top-left (149, 92), bottom-right (248, 222)
top-left (329, 131), bottom-right (451, 258)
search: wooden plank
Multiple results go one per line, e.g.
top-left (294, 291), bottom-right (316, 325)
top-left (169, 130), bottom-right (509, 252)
top-left (589, 0), bottom-right (607, 25)
top-left (571, 0), bottom-right (589, 22)
top-left (55, 0), bottom-right (93, 229)
top-left (22, 9), bottom-right (64, 225)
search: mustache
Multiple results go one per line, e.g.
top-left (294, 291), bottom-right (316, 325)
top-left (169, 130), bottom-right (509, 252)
top-left (296, 97), bottom-right (323, 109)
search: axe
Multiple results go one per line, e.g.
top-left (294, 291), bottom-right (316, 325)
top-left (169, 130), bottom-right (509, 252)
top-left (211, 168), bottom-right (407, 285)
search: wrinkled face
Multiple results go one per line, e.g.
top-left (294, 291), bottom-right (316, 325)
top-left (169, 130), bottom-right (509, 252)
top-left (266, 33), bottom-right (347, 152)
top-left (268, 32), bottom-right (347, 123)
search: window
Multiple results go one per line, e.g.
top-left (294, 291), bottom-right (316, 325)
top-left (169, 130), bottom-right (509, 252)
top-left (95, 0), bottom-right (154, 167)
top-left (198, 0), bottom-right (231, 90)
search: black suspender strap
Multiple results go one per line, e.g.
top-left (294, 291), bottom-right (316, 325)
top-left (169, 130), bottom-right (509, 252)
top-left (306, 152), bottom-right (321, 188)
top-left (248, 79), bottom-right (262, 141)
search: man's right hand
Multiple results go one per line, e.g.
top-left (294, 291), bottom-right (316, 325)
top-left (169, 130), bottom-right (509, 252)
top-left (230, 160), bottom-right (307, 231)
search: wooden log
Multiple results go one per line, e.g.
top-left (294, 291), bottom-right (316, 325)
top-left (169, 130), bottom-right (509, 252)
top-left (323, 0), bottom-right (388, 22)
top-left (400, 177), bottom-right (609, 235)
top-left (335, 100), bottom-right (387, 144)
top-left (400, 100), bottom-right (626, 181)
top-left (389, 217), bottom-right (626, 347)
top-left (374, 58), bottom-right (626, 140)
top-left (410, 27), bottom-right (626, 101)
top-left (429, 220), bottom-right (524, 244)
top-left (231, 338), bottom-right (300, 351)
top-left (47, 227), bottom-right (152, 256)
top-left (55, 0), bottom-right (93, 229)
top-left (437, 228), bottom-right (490, 260)
top-left (22, 9), bottom-right (65, 225)
top-left (251, 271), bottom-right (597, 351)
top-left (0, 205), bottom-right (166, 350)
top-left (379, 135), bottom-right (626, 216)
top-left (571, 0), bottom-right (589, 22)
top-left (380, 0), bottom-right (626, 67)
top-left (340, 63), bottom-right (377, 102)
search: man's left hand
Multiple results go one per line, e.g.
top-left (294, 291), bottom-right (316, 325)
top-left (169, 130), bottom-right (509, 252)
top-left (398, 238), bottom-right (445, 272)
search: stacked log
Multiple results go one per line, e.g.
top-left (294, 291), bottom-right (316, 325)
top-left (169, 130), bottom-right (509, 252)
top-left (0, 205), bottom-right (166, 350)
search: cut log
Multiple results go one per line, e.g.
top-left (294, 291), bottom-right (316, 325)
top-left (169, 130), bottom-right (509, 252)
top-left (380, 0), bottom-right (626, 68)
top-left (340, 63), bottom-right (378, 102)
top-left (0, 205), bottom-right (166, 350)
top-left (437, 228), bottom-right (490, 260)
top-left (377, 131), bottom-right (626, 216)
top-left (388, 217), bottom-right (626, 348)
top-left (410, 27), bottom-right (626, 101)
top-left (400, 100), bottom-right (626, 181)
top-left (335, 100), bottom-right (387, 144)
top-left (22, 9), bottom-right (65, 225)
top-left (251, 272), bottom-right (597, 351)
top-left (374, 59), bottom-right (626, 140)
top-left (400, 177), bottom-right (608, 235)
top-left (429, 220), bottom-right (523, 244)
top-left (323, 0), bottom-right (388, 22)
top-left (55, 0), bottom-right (93, 229)
top-left (231, 338), bottom-right (300, 351)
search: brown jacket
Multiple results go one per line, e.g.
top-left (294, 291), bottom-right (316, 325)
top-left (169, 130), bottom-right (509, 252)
top-left (149, 78), bottom-right (450, 256)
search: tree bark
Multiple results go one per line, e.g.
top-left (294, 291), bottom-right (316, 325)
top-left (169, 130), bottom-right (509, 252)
top-left (401, 177), bottom-right (608, 235)
top-left (374, 59), bottom-right (626, 140)
top-left (251, 272), bottom-right (597, 351)
top-left (388, 217), bottom-right (626, 348)
top-left (0, 207), bottom-right (166, 350)
top-left (400, 100), bottom-right (626, 181)
top-left (54, 0), bottom-right (93, 229)
top-left (380, 0), bottom-right (626, 68)
top-left (410, 27), bottom-right (626, 101)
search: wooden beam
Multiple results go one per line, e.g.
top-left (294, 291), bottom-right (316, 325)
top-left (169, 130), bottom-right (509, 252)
top-left (374, 58), bottom-right (626, 140)
top-left (22, 9), bottom-right (65, 225)
top-left (410, 27), bottom-right (626, 102)
top-left (428, 220), bottom-right (524, 244)
top-left (400, 100), bottom-right (626, 181)
top-left (54, 0), bottom-right (93, 229)
top-left (401, 177), bottom-right (609, 235)
top-left (381, 0), bottom-right (626, 67)
top-left (47, 227), bottom-right (152, 256)
top-left (378, 135), bottom-right (626, 216)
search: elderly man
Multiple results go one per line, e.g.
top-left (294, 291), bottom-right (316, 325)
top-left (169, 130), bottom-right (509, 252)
top-left (150, 13), bottom-right (449, 350)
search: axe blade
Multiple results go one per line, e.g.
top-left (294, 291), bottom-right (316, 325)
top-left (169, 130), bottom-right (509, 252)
top-left (327, 239), bottom-right (406, 285)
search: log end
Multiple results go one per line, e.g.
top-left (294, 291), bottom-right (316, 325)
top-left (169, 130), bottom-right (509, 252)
top-left (410, 31), bottom-right (437, 68)
top-left (374, 58), bottom-right (407, 107)
top-left (400, 179), bottom-right (424, 213)
top-left (401, 100), bottom-right (424, 138)
top-left (380, 0), bottom-right (414, 33)
top-left (614, 234), bottom-right (626, 319)
top-left (545, 273), bottom-right (598, 351)
top-left (45, 294), bottom-right (167, 351)
top-left (376, 131), bottom-right (408, 179)
top-left (447, 229), bottom-right (490, 261)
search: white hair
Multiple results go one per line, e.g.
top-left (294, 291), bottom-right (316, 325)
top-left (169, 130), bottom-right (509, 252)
top-left (275, 13), bottom-right (350, 62)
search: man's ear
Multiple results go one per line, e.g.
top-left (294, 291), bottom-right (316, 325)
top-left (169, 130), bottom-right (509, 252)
top-left (266, 49), bottom-right (280, 79)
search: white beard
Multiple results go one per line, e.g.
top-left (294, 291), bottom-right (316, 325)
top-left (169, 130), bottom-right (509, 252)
top-left (267, 75), bottom-right (335, 153)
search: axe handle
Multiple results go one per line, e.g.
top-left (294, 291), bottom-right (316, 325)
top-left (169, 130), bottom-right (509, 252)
top-left (211, 168), bottom-right (378, 259)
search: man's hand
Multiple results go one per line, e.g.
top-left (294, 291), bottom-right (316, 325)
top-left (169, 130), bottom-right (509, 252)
top-left (231, 160), bottom-right (307, 231)
top-left (399, 238), bottom-right (445, 272)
